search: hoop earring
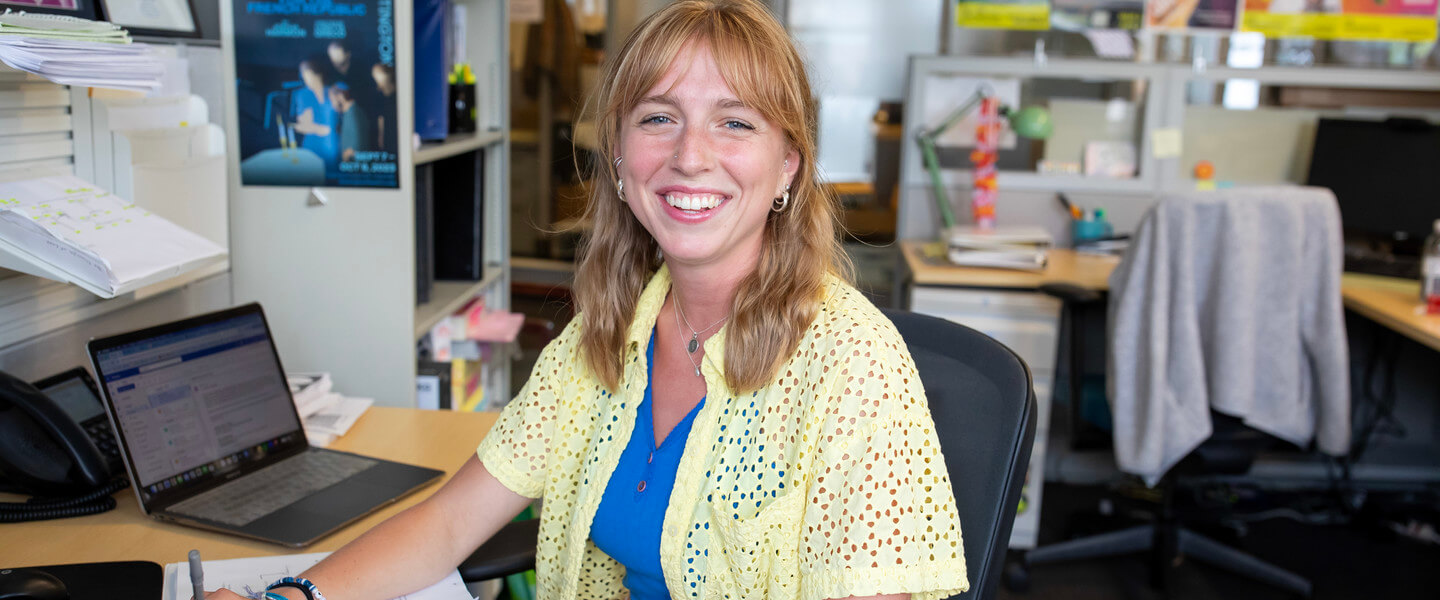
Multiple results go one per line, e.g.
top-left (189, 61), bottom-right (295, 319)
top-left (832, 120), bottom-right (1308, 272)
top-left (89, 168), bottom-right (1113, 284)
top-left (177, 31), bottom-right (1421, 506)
top-left (772, 186), bottom-right (790, 213)
top-left (614, 157), bottom-right (625, 202)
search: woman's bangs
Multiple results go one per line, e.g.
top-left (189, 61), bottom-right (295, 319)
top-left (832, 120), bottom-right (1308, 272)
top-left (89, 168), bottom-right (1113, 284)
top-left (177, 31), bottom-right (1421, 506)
top-left (709, 30), bottom-right (794, 138)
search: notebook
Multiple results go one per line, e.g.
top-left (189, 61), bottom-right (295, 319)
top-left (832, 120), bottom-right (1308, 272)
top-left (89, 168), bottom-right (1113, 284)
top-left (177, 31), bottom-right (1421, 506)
top-left (86, 303), bottom-right (444, 547)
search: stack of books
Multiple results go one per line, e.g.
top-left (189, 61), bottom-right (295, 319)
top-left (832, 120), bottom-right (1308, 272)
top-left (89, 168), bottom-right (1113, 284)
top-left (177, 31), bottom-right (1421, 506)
top-left (946, 225), bottom-right (1053, 271)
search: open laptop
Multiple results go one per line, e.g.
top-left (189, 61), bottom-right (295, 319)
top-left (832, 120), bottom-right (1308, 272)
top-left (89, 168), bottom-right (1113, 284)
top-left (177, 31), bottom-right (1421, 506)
top-left (86, 303), bottom-right (443, 547)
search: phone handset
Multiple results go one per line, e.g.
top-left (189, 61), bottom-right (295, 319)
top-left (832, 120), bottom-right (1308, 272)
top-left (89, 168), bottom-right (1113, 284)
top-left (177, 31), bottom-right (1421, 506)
top-left (0, 370), bottom-right (124, 522)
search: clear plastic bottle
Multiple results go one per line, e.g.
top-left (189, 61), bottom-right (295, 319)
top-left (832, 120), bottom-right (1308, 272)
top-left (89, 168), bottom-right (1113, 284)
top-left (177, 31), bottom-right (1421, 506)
top-left (1424, 219), bottom-right (1440, 314)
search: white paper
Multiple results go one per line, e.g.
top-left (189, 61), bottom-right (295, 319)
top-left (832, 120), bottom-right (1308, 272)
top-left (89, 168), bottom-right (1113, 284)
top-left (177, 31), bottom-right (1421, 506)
top-left (1083, 30), bottom-right (1135, 59)
top-left (163, 552), bottom-right (473, 600)
top-left (288, 372), bottom-right (336, 418)
top-left (304, 396), bottom-right (373, 436)
top-left (0, 175), bottom-right (225, 293)
top-left (0, 37), bottom-right (163, 91)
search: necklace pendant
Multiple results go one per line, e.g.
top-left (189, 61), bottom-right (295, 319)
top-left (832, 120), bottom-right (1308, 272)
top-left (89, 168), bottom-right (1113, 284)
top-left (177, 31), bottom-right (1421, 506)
top-left (695, 366), bottom-right (702, 377)
top-left (688, 334), bottom-right (699, 354)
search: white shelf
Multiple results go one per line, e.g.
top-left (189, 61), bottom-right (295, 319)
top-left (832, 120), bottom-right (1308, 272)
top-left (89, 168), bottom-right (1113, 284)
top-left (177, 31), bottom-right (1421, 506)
top-left (414, 265), bottom-right (504, 339)
top-left (414, 130), bottom-right (505, 165)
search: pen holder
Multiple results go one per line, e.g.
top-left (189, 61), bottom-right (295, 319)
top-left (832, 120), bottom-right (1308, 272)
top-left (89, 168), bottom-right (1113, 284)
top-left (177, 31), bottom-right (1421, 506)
top-left (1073, 219), bottom-right (1113, 244)
top-left (449, 83), bottom-right (476, 134)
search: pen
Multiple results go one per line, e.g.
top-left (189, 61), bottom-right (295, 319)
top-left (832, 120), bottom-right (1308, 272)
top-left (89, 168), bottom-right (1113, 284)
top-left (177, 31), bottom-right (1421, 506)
top-left (189, 549), bottom-right (205, 600)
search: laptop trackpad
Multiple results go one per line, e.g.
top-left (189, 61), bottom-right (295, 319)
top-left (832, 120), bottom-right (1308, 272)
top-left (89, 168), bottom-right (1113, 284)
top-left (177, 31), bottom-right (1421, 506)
top-left (243, 476), bottom-right (397, 546)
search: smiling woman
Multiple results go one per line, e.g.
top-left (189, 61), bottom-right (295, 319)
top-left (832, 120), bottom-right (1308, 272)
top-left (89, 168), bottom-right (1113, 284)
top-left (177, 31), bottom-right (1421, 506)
top-left (205, 3), bottom-right (968, 600)
top-left (577, 0), bottom-right (832, 397)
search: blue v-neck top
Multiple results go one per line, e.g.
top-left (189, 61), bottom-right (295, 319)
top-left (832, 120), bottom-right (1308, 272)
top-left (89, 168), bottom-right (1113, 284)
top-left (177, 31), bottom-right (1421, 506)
top-left (589, 329), bottom-right (705, 600)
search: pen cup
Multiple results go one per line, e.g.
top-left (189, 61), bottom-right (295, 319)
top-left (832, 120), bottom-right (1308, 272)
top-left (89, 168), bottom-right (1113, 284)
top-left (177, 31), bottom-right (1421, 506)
top-left (1073, 219), bottom-right (1112, 244)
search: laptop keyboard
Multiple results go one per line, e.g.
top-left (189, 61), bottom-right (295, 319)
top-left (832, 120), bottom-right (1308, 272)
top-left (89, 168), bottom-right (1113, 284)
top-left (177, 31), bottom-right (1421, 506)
top-left (168, 451), bottom-right (378, 527)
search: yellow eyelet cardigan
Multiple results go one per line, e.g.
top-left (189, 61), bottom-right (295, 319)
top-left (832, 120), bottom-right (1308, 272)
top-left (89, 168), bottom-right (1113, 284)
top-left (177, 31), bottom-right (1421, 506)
top-left (476, 265), bottom-right (969, 600)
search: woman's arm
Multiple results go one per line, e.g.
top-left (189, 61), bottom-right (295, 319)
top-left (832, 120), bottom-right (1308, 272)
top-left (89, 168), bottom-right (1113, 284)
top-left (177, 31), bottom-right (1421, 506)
top-left (207, 456), bottom-right (531, 600)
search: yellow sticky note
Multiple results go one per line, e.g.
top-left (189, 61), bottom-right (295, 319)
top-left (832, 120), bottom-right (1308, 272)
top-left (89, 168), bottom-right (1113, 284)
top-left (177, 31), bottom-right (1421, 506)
top-left (1195, 180), bottom-right (1217, 191)
top-left (1151, 128), bottom-right (1182, 159)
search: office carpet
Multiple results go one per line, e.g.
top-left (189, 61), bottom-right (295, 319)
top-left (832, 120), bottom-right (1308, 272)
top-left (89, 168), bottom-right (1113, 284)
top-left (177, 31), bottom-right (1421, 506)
top-left (1000, 483), bottom-right (1440, 600)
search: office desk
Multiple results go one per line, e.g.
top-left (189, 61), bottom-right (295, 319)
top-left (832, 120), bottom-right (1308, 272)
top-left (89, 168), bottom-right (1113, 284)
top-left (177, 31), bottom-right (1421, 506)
top-left (1, 407), bottom-right (498, 568)
top-left (1341, 273), bottom-right (1440, 353)
top-left (903, 241), bottom-right (1439, 350)
top-left (900, 242), bottom-right (1118, 291)
top-left (900, 240), bottom-right (1440, 545)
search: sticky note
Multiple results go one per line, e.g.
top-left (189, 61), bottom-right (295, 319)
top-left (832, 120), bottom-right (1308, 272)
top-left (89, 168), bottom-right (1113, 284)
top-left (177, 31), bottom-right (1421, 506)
top-left (1151, 128), bottom-right (1182, 158)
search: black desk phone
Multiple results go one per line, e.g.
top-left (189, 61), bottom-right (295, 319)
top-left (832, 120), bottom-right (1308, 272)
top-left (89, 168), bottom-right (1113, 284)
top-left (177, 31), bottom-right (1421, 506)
top-left (0, 368), bottom-right (126, 522)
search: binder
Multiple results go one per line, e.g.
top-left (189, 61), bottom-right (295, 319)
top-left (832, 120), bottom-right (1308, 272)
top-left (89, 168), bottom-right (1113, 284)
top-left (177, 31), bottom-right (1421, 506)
top-left (413, 0), bottom-right (450, 141)
top-left (432, 150), bottom-right (483, 280)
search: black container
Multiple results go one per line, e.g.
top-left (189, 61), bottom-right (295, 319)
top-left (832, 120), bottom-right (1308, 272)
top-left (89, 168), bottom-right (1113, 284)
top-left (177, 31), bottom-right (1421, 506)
top-left (449, 83), bottom-right (477, 134)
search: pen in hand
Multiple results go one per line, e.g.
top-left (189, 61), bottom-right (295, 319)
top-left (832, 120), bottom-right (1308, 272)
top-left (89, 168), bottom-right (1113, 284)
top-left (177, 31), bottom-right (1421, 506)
top-left (189, 549), bottom-right (205, 600)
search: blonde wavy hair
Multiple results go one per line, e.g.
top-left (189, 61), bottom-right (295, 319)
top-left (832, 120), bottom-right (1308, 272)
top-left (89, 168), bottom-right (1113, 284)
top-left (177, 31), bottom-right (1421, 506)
top-left (573, 0), bottom-right (850, 394)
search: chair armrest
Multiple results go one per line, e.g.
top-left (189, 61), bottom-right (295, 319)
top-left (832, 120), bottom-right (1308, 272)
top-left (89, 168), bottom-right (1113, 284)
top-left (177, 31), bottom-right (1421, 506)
top-left (457, 519), bottom-right (540, 582)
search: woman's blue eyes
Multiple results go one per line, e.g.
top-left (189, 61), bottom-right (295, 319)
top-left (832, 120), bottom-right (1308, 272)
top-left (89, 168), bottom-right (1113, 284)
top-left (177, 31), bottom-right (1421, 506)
top-left (638, 116), bottom-right (755, 131)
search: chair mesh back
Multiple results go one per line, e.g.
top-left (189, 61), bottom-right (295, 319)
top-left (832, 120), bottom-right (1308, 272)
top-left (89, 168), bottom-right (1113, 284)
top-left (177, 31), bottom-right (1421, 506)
top-left (881, 309), bottom-right (1036, 600)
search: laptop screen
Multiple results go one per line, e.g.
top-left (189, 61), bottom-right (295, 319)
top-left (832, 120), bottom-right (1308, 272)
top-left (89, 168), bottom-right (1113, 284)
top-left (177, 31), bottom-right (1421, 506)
top-left (92, 308), bottom-right (304, 503)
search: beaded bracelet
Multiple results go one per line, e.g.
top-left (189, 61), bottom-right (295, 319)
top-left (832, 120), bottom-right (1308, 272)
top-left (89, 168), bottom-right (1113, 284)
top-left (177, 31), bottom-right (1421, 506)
top-left (264, 583), bottom-right (311, 600)
top-left (263, 593), bottom-right (290, 600)
top-left (266, 577), bottom-right (327, 600)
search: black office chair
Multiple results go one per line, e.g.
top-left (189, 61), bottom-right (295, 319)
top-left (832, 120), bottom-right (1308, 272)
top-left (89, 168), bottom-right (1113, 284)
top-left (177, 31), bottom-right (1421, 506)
top-left (459, 309), bottom-right (1039, 600)
top-left (1015, 415), bottom-right (1312, 598)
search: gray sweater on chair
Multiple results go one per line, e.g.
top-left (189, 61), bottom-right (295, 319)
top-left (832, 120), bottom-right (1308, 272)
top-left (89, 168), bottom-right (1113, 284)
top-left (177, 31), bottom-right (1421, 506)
top-left (1107, 187), bottom-right (1351, 486)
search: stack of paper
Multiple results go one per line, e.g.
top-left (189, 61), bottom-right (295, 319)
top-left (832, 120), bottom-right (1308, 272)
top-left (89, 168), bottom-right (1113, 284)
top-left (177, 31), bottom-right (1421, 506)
top-left (0, 10), bottom-right (129, 42)
top-left (288, 373), bottom-right (374, 447)
top-left (946, 225), bottom-right (1052, 271)
top-left (0, 11), bottom-right (164, 91)
top-left (163, 551), bottom-right (473, 600)
top-left (0, 174), bottom-right (226, 297)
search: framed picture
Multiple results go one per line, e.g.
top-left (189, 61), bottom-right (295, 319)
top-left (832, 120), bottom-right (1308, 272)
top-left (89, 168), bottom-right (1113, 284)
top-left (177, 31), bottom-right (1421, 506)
top-left (0, 0), bottom-right (101, 21)
top-left (97, 0), bottom-right (199, 38)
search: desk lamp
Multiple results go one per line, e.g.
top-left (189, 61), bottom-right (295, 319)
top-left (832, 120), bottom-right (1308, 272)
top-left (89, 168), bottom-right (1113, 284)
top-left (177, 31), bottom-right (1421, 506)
top-left (916, 88), bottom-right (1053, 231)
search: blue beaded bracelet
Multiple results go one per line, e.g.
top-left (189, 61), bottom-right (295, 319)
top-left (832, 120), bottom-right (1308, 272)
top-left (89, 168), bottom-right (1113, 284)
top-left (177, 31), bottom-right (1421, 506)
top-left (263, 593), bottom-right (289, 600)
top-left (265, 577), bottom-right (327, 600)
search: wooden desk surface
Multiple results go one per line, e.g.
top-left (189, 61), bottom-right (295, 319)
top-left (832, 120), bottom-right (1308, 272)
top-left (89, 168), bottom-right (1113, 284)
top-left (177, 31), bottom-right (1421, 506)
top-left (901, 240), bottom-right (1121, 291)
top-left (1341, 273), bottom-right (1440, 353)
top-left (902, 239), bottom-right (1440, 353)
top-left (1, 407), bottom-right (498, 569)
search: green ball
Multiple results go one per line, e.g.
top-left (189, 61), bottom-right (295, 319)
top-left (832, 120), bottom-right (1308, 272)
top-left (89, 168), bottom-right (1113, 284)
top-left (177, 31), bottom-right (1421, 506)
top-left (1009, 106), bottom-right (1053, 140)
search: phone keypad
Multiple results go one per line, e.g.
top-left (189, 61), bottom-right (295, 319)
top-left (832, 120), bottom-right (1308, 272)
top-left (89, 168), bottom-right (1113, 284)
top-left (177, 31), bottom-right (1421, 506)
top-left (83, 417), bottom-right (123, 470)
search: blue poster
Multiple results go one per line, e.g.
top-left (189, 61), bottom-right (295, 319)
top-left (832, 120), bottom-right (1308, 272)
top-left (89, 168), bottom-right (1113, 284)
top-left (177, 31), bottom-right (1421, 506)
top-left (234, 0), bottom-right (399, 188)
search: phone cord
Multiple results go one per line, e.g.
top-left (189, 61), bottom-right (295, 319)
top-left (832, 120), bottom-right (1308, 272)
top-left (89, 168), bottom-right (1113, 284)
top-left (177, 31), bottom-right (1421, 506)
top-left (0, 477), bottom-right (129, 523)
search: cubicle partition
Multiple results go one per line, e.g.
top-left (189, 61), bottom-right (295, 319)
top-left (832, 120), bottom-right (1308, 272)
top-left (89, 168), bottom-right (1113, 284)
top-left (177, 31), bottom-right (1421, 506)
top-left (0, 62), bottom-right (233, 379)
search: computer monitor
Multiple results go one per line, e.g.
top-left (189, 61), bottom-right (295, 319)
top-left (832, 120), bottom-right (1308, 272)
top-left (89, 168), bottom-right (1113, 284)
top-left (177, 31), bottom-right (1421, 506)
top-left (1307, 117), bottom-right (1440, 250)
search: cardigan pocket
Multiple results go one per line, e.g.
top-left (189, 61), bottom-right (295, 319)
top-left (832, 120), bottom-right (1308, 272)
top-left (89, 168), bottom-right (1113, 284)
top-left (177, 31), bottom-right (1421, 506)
top-left (708, 489), bottom-right (805, 599)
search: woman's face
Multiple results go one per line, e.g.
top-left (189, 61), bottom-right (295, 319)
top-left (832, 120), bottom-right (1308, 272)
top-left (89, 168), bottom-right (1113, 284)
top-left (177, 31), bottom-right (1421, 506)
top-left (618, 43), bottom-right (798, 276)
